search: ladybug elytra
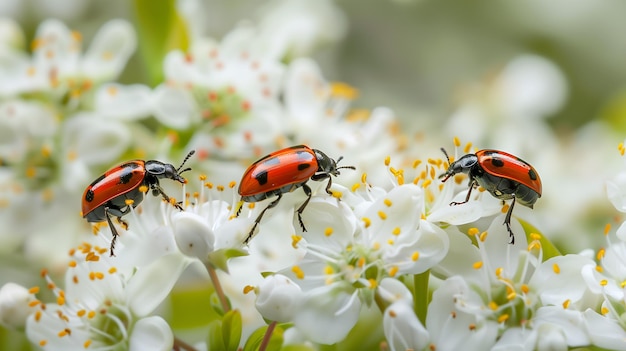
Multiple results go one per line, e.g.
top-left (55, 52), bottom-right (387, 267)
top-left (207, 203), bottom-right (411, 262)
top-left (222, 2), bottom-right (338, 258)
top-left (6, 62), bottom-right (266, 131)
top-left (439, 148), bottom-right (542, 244)
top-left (237, 145), bottom-right (355, 244)
top-left (82, 150), bottom-right (195, 256)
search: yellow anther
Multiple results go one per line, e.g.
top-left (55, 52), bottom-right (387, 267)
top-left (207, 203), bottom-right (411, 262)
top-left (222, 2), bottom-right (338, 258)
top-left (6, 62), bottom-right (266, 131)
top-left (292, 266), bottom-right (305, 279)
top-left (199, 174), bottom-right (207, 181)
top-left (497, 314), bottom-right (509, 323)
top-left (384, 156), bottom-right (391, 166)
top-left (357, 257), bottom-right (366, 268)
top-left (495, 267), bottom-right (503, 277)
top-left (528, 241), bottom-right (541, 251)
top-left (29, 286), bottom-right (40, 294)
top-left (468, 227), bottom-right (480, 236)
top-left (562, 299), bottom-right (570, 309)
top-left (84, 340), bottom-right (92, 349)
top-left (324, 266), bottom-right (334, 275)
top-left (411, 251), bottom-right (419, 261)
top-left (384, 198), bottom-right (393, 207)
top-left (422, 179), bottom-right (432, 188)
top-left (372, 241), bottom-right (381, 250)
top-left (600, 279), bottom-right (608, 286)
top-left (479, 231), bottom-right (488, 242)
top-left (108, 267), bottom-right (117, 274)
top-left (324, 227), bottom-right (333, 237)
top-left (412, 159), bottom-right (422, 168)
top-left (596, 266), bottom-right (603, 273)
top-left (521, 284), bottom-right (529, 294)
top-left (368, 279), bottom-right (378, 289)
top-left (597, 248), bottom-right (606, 260)
top-left (362, 217), bottom-right (371, 228)
top-left (352, 183), bottom-right (361, 192)
top-left (378, 211), bottom-right (387, 220)
top-left (473, 261), bottom-right (483, 269)
top-left (387, 239), bottom-right (395, 245)
top-left (217, 185), bottom-right (225, 191)
top-left (601, 306), bottom-right (609, 315)
top-left (124, 199), bottom-right (134, 206)
top-left (501, 204), bottom-right (509, 214)
top-left (604, 223), bottom-right (611, 236)
top-left (330, 82), bottom-right (358, 100)
top-left (453, 137), bottom-right (461, 147)
top-left (138, 185), bottom-right (149, 193)
top-left (291, 235), bottom-right (302, 248)
top-left (553, 263), bottom-right (560, 274)
top-left (229, 181), bottom-right (236, 189)
top-left (331, 190), bottom-right (343, 199)
top-left (530, 233), bottom-right (542, 241)
top-left (389, 266), bottom-right (399, 277)
top-left (392, 227), bottom-right (401, 236)
top-left (507, 291), bottom-right (516, 300)
top-left (488, 301), bottom-right (498, 310)
top-left (361, 173), bottom-right (367, 183)
top-left (464, 142), bottom-right (472, 154)
top-left (243, 285), bottom-right (255, 294)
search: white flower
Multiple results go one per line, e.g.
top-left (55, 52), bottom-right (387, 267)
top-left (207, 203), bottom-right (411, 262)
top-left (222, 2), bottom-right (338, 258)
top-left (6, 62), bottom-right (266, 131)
top-left (254, 274), bottom-right (303, 322)
top-left (0, 19), bottom-right (136, 98)
top-left (381, 279), bottom-right (430, 351)
top-left (261, 182), bottom-right (449, 344)
top-left (0, 283), bottom-right (38, 330)
top-left (25, 252), bottom-right (188, 351)
top-left (256, 0), bottom-right (347, 59)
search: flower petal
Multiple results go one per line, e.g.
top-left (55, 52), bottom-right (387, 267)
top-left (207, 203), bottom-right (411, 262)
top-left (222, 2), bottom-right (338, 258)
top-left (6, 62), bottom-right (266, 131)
top-left (94, 83), bottom-right (152, 120)
top-left (128, 316), bottom-right (174, 351)
top-left (82, 19), bottom-right (136, 80)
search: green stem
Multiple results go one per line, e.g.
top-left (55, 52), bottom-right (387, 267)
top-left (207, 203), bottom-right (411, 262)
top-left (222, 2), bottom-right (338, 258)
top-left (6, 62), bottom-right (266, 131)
top-left (206, 262), bottom-right (230, 313)
top-left (413, 270), bottom-right (430, 326)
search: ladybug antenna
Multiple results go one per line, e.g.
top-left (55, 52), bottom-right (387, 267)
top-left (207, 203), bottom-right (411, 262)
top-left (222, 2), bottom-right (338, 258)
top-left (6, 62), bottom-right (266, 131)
top-left (336, 156), bottom-right (356, 171)
top-left (177, 150), bottom-right (195, 174)
top-left (440, 148), bottom-right (451, 164)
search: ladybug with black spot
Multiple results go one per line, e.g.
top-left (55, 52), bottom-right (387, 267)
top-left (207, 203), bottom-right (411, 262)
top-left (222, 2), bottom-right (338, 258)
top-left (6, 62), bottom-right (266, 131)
top-left (237, 145), bottom-right (355, 244)
top-left (82, 151), bottom-right (195, 256)
top-left (439, 148), bottom-right (542, 244)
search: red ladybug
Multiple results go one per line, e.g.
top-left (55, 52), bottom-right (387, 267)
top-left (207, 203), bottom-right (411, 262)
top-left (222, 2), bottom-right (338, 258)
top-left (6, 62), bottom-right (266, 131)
top-left (82, 151), bottom-right (195, 256)
top-left (439, 149), bottom-right (542, 244)
top-left (237, 145), bottom-right (355, 243)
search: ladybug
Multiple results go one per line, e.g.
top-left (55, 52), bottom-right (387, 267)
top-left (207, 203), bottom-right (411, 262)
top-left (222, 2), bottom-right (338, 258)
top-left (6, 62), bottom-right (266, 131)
top-left (237, 145), bottom-right (355, 244)
top-left (439, 148), bottom-right (542, 244)
top-left (82, 151), bottom-right (195, 256)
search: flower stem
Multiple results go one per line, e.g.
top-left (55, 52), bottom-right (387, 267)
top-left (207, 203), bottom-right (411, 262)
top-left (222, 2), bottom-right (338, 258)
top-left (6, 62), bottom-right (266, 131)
top-left (259, 321), bottom-right (277, 351)
top-left (173, 336), bottom-right (200, 351)
top-left (206, 262), bottom-right (230, 313)
top-left (413, 270), bottom-right (430, 326)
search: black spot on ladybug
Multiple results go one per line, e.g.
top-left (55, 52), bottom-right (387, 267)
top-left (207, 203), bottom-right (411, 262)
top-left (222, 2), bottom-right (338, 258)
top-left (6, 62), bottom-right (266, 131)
top-left (297, 163), bottom-right (311, 171)
top-left (119, 167), bottom-right (134, 184)
top-left (491, 157), bottom-right (505, 167)
top-left (255, 170), bottom-right (269, 186)
top-left (528, 168), bottom-right (538, 181)
top-left (85, 189), bottom-right (95, 202)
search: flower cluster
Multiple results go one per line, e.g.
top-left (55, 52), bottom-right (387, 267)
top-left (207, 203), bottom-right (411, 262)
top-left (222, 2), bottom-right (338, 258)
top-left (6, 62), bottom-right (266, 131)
top-left (2, 2), bottom-right (626, 351)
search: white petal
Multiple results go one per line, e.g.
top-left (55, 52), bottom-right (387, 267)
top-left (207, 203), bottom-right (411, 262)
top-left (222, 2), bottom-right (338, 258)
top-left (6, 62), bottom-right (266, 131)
top-left (62, 113), bottom-right (130, 165)
top-left (0, 282), bottom-right (33, 329)
top-left (534, 306), bottom-right (589, 347)
top-left (529, 255), bottom-right (595, 306)
top-left (378, 278), bottom-right (413, 304)
top-left (152, 84), bottom-right (197, 129)
top-left (33, 19), bottom-right (79, 76)
top-left (293, 285), bottom-right (361, 344)
top-left (492, 328), bottom-right (535, 351)
top-left (298, 197), bottom-right (356, 250)
top-left (255, 274), bottom-right (302, 322)
top-left (383, 300), bottom-right (429, 351)
top-left (388, 220), bottom-right (449, 275)
top-left (82, 20), bottom-right (136, 80)
top-left (583, 309), bottom-right (626, 350)
top-left (127, 253), bottom-right (191, 316)
top-left (172, 211), bottom-right (215, 260)
top-left (129, 316), bottom-right (174, 351)
top-left (94, 83), bottom-right (152, 120)
top-left (284, 58), bottom-right (328, 123)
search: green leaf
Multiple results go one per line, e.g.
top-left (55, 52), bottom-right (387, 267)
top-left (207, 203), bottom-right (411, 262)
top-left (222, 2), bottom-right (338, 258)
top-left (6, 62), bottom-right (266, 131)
top-left (222, 310), bottom-right (243, 351)
top-left (207, 319), bottom-right (226, 351)
top-left (520, 219), bottom-right (562, 260)
top-left (207, 248), bottom-right (249, 273)
top-left (169, 284), bottom-right (220, 329)
top-left (132, 0), bottom-right (189, 85)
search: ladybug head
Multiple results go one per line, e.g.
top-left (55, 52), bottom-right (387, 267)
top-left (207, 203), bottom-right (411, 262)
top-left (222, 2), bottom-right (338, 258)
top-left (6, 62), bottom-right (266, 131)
top-left (314, 149), bottom-right (356, 177)
top-left (439, 148), bottom-right (478, 182)
top-left (146, 150), bottom-right (195, 183)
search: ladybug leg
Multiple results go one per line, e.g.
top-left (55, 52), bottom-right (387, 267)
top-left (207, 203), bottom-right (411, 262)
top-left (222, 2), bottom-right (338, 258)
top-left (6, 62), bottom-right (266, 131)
top-left (104, 207), bottom-right (119, 257)
top-left (244, 194), bottom-right (283, 244)
top-left (311, 173), bottom-right (332, 195)
top-left (503, 197), bottom-right (516, 245)
top-left (151, 184), bottom-right (184, 211)
top-left (296, 183), bottom-right (313, 232)
top-left (450, 180), bottom-right (477, 206)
